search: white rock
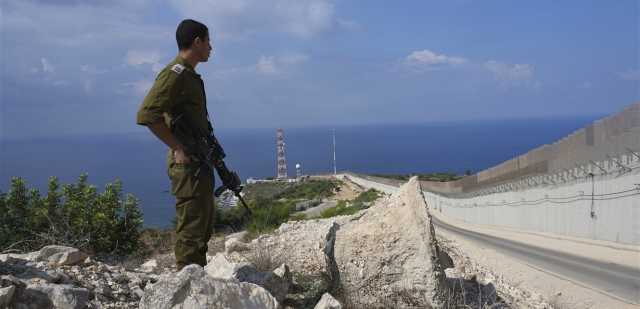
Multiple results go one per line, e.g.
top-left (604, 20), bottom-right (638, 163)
top-left (225, 238), bottom-right (250, 254)
top-left (15, 283), bottom-right (90, 309)
top-left (0, 253), bottom-right (32, 263)
top-left (48, 250), bottom-right (89, 267)
top-left (32, 245), bottom-right (88, 266)
top-left (140, 259), bottom-right (158, 273)
top-left (234, 263), bottom-right (292, 303)
top-left (204, 253), bottom-right (251, 280)
top-left (334, 177), bottom-right (443, 307)
top-left (139, 264), bottom-right (280, 309)
top-left (314, 293), bottom-right (342, 309)
top-left (0, 285), bottom-right (15, 308)
top-left (225, 231), bottom-right (248, 242)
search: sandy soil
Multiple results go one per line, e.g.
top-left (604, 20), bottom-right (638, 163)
top-left (333, 177), bottom-right (364, 200)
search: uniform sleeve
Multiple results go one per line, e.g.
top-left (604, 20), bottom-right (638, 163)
top-left (136, 68), bottom-right (184, 126)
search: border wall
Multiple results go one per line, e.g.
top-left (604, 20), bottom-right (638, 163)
top-left (417, 103), bottom-right (640, 194)
top-left (344, 102), bottom-right (640, 245)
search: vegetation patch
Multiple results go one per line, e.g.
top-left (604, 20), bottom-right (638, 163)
top-left (0, 174), bottom-right (143, 256)
top-left (217, 179), bottom-right (341, 239)
top-left (373, 172), bottom-right (465, 182)
top-left (274, 179), bottom-right (339, 200)
top-left (319, 189), bottom-right (382, 218)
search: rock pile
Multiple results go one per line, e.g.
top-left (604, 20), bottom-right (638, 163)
top-left (0, 245), bottom-right (156, 308)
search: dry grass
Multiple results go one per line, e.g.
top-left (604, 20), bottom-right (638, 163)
top-left (243, 242), bottom-right (285, 272)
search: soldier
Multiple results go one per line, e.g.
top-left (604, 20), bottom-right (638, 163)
top-left (136, 19), bottom-right (214, 270)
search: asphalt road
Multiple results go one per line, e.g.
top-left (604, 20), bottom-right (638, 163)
top-left (431, 216), bottom-right (640, 305)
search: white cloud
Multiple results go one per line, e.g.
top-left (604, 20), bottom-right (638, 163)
top-left (484, 60), bottom-right (534, 81)
top-left (256, 56), bottom-right (278, 74)
top-left (406, 49), bottom-right (467, 67)
top-left (40, 57), bottom-right (55, 73)
top-left (618, 69), bottom-right (640, 81)
top-left (3, 1), bottom-right (167, 49)
top-left (169, 0), bottom-right (335, 39)
top-left (126, 50), bottom-right (163, 72)
top-left (255, 52), bottom-right (309, 75)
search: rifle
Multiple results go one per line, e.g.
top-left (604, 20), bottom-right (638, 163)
top-left (170, 113), bottom-right (253, 219)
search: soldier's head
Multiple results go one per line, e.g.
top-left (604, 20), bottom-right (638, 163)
top-left (176, 19), bottom-right (212, 62)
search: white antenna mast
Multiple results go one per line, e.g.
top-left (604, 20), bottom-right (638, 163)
top-left (332, 128), bottom-right (337, 175)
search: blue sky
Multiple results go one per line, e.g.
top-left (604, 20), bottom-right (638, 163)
top-left (1, 0), bottom-right (638, 138)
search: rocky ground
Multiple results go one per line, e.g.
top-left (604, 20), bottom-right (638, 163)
top-left (0, 178), bottom-right (518, 308)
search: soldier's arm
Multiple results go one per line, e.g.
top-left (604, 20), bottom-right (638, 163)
top-left (136, 66), bottom-right (189, 160)
top-left (147, 121), bottom-right (185, 151)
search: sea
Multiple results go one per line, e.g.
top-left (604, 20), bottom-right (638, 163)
top-left (0, 116), bottom-right (599, 227)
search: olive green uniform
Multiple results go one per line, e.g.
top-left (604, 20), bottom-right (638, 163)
top-left (136, 56), bottom-right (214, 269)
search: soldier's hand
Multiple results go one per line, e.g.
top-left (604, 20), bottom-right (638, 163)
top-left (228, 171), bottom-right (242, 193)
top-left (174, 148), bottom-right (191, 164)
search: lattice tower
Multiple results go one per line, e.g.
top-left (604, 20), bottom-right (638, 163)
top-left (276, 128), bottom-right (287, 179)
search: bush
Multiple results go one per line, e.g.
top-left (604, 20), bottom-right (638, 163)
top-left (274, 180), bottom-right (338, 200)
top-left (320, 189), bottom-right (382, 218)
top-left (246, 197), bottom-right (296, 238)
top-left (320, 200), bottom-right (361, 218)
top-left (0, 174), bottom-right (143, 255)
top-left (352, 189), bottom-right (382, 205)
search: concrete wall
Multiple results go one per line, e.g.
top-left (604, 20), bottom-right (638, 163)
top-left (423, 158), bottom-right (640, 245)
top-left (420, 102), bottom-right (640, 194)
top-left (346, 162), bottom-right (640, 245)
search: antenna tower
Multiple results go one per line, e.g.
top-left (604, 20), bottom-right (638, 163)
top-left (332, 129), bottom-right (337, 175)
top-left (276, 128), bottom-right (288, 179)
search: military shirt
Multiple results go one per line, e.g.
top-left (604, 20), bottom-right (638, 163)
top-left (136, 56), bottom-right (212, 165)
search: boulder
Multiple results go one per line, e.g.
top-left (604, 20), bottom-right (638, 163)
top-left (235, 263), bottom-right (291, 303)
top-left (32, 246), bottom-right (88, 266)
top-left (0, 285), bottom-right (15, 308)
top-left (139, 264), bottom-right (280, 309)
top-left (334, 177), bottom-right (445, 307)
top-left (12, 283), bottom-right (90, 309)
top-left (204, 253), bottom-right (252, 280)
top-left (206, 253), bottom-right (292, 303)
top-left (0, 275), bottom-right (25, 289)
top-left (314, 293), bottom-right (342, 309)
top-left (236, 218), bottom-right (343, 278)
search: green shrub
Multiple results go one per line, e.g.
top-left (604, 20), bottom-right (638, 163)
top-left (320, 200), bottom-right (361, 218)
top-left (0, 174), bottom-right (143, 255)
top-left (353, 189), bottom-right (382, 205)
top-left (320, 189), bottom-right (382, 218)
top-left (372, 173), bottom-right (462, 182)
top-left (275, 180), bottom-right (338, 200)
top-left (217, 180), bottom-right (339, 237)
top-left (246, 198), bottom-right (295, 237)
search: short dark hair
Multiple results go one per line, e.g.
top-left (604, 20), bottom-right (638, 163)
top-left (176, 19), bottom-right (209, 50)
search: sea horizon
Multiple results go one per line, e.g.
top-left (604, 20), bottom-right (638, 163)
top-left (1, 116), bottom-right (601, 227)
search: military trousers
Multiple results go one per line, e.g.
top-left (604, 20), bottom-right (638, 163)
top-left (168, 162), bottom-right (214, 270)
